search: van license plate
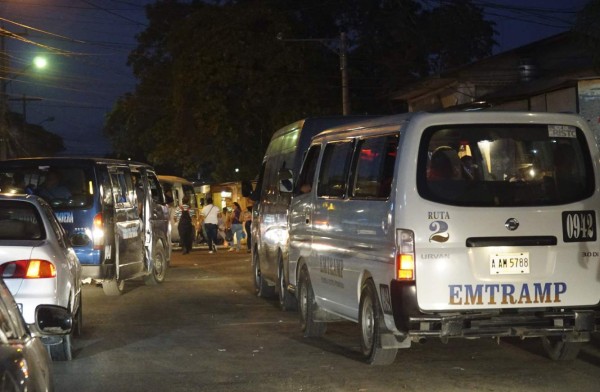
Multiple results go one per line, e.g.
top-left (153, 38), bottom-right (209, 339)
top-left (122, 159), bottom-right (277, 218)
top-left (490, 253), bottom-right (530, 275)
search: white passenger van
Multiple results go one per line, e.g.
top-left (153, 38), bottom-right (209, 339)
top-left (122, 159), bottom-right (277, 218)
top-left (249, 116), bottom-right (378, 310)
top-left (286, 111), bottom-right (600, 365)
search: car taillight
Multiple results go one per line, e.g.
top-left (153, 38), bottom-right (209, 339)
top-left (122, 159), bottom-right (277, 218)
top-left (0, 260), bottom-right (56, 278)
top-left (92, 212), bottom-right (105, 249)
top-left (396, 229), bottom-right (415, 281)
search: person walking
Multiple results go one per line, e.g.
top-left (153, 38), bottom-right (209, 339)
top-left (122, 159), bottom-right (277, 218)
top-left (218, 207), bottom-right (231, 247)
top-left (228, 202), bottom-right (244, 252)
top-left (201, 197), bottom-right (219, 254)
top-left (174, 195), bottom-right (195, 254)
top-left (243, 205), bottom-right (252, 253)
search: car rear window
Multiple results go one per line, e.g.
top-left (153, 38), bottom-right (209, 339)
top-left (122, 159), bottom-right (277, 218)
top-left (0, 200), bottom-right (45, 240)
top-left (417, 124), bottom-right (595, 206)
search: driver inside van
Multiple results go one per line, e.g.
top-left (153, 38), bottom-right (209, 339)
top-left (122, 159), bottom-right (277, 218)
top-left (37, 170), bottom-right (71, 200)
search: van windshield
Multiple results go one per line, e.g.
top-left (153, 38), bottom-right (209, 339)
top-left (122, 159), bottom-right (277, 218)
top-left (0, 165), bottom-right (93, 209)
top-left (417, 124), bottom-right (594, 206)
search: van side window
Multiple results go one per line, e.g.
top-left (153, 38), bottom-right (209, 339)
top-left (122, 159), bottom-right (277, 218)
top-left (148, 174), bottom-right (165, 204)
top-left (352, 134), bottom-right (398, 199)
top-left (100, 171), bottom-right (114, 206)
top-left (264, 158), bottom-right (279, 202)
top-left (295, 145), bottom-right (321, 195)
top-left (183, 185), bottom-right (196, 207)
top-left (252, 162), bottom-right (266, 202)
top-left (110, 172), bottom-right (134, 206)
top-left (317, 141), bottom-right (353, 198)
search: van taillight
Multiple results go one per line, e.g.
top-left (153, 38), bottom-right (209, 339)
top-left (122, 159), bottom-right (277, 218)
top-left (93, 212), bottom-right (105, 249)
top-left (396, 229), bottom-right (415, 281)
top-left (0, 260), bottom-right (56, 278)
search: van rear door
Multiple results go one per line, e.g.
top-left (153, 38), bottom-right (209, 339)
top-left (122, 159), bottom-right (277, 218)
top-left (411, 121), bottom-right (600, 312)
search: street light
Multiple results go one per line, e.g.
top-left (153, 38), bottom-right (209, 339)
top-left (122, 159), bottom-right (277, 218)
top-left (277, 32), bottom-right (350, 115)
top-left (1, 55), bottom-right (48, 92)
top-left (33, 55), bottom-right (47, 70)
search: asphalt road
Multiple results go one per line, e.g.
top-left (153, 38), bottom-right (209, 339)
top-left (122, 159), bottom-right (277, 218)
top-left (53, 246), bottom-right (600, 392)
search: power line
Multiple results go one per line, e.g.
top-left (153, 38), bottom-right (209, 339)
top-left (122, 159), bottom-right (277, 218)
top-left (0, 17), bottom-right (86, 44)
top-left (78, 0), bottom-right (147, 27)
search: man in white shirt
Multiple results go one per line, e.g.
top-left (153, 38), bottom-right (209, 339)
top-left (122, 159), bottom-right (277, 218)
top-left (201, 197), bottom-right (220, 253)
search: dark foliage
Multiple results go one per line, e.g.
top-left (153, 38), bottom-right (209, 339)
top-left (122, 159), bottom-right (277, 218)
top-left (104, 0), bottom-right (496, 181)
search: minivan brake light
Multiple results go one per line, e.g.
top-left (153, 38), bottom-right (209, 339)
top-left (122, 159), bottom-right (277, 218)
top-left (396, 229), bottom-right (415, 281)
top-left (93, 212), bottom-right (104, 249)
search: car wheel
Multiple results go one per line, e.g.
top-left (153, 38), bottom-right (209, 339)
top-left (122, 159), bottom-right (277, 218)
top-left (73, 293), bottom-right (83, 338)
top-left (253, 250), bottom-right (274, 298)
top-left (50, 332), bottom-right (73, 361)
top-left (298, 266), bottom-right (326, 338)
top-left (145, 244), bottom-right (167, 285)
top-left (278, 257), bottom-right (297, 311)
top-left (359, 280), bottom-right (397, 365)
top-left (541, 336), bottom-right (583, 360)
top-left (102, 277), bottom-right (125, 296)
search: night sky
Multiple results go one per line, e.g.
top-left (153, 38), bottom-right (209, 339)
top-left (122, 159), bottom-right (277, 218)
top-left (0, 0), bottom-right (591, 156)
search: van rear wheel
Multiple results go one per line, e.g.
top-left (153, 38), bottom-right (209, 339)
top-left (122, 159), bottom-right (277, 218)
top-left (298, 266), bottom-right (326, 338)
top-left (145, 245), bottom-right (167, 285)
top-left (253, 250), bottom-right (274, 298)
top-left (541, 336), bottom-right (583, 360)
top-left (102, 277), bottom-right (125, 296)
top-left (359, 280), bottom-right (397, 365)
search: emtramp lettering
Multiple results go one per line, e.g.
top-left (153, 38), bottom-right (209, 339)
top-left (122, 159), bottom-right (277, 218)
top-left (448, 282), bottom-right (567, 305)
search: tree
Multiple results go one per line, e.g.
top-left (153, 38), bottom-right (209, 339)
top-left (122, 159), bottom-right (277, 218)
top-left (421, 1), bottom-right (496, 74)
top-left (105, 0), bottom-right (495, 180)
top-left (574, 0), bottom-right (600, 71)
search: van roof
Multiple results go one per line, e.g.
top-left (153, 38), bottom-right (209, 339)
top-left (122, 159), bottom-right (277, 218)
top-left (313, 111), bottom-right (588, 140)
top-left (158, 175), bottom-right (193, 185)
top-left (0, 156), bottom-right (151, 168)
top-left (270, 115), bottom-right (381, 140)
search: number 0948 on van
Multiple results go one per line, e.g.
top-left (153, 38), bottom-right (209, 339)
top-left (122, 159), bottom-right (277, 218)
top-left (287, 111), bottom-right (600, 365)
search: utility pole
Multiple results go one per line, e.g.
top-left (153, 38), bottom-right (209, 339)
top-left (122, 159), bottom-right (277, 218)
top-left (9, 94), bottom-right (42, 123)
top-left (278, 31), bottom-right (351, 116)
top-left (339, 32), bottom-right (350, 116)
top-left (8, 94), bottom-right (42, 142)
top-left (0, 26), bottom-right (8, 160)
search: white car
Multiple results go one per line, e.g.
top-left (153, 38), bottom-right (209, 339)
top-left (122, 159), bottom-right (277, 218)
top-left (0, 194), bottom-right (82, 361)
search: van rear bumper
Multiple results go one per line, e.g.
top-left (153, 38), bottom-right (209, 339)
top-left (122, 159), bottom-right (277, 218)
top-left (389, 281), bottom-right (599, 340)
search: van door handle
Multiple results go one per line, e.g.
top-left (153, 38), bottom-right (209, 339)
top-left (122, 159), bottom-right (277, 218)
top-left (305, 215), bottom-right (310, 224)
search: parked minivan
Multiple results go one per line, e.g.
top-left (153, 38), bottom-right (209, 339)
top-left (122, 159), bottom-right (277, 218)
top-left (0, 158), bottom-right (171, 295)
top-left (249, 116), bottom-right (378, 310)
top-left (158, 175), bottom-right (198, 244)
top-left (285, 111), bottom-right (600, 365)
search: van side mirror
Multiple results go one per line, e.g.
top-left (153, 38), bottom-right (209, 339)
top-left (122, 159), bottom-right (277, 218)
top-left (278, 169), bottom-right (293, 193)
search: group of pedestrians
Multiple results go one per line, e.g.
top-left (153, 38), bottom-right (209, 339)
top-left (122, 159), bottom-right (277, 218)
top-left (175, 197), bottom-right (252, 255)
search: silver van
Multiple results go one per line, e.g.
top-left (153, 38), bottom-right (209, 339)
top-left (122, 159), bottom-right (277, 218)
top-left (250, 116), bottom-right (378, 310)
top-left (158, 175), bottom-right (198, 244)
top-left (286, 111), bottom-right (600, 364)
